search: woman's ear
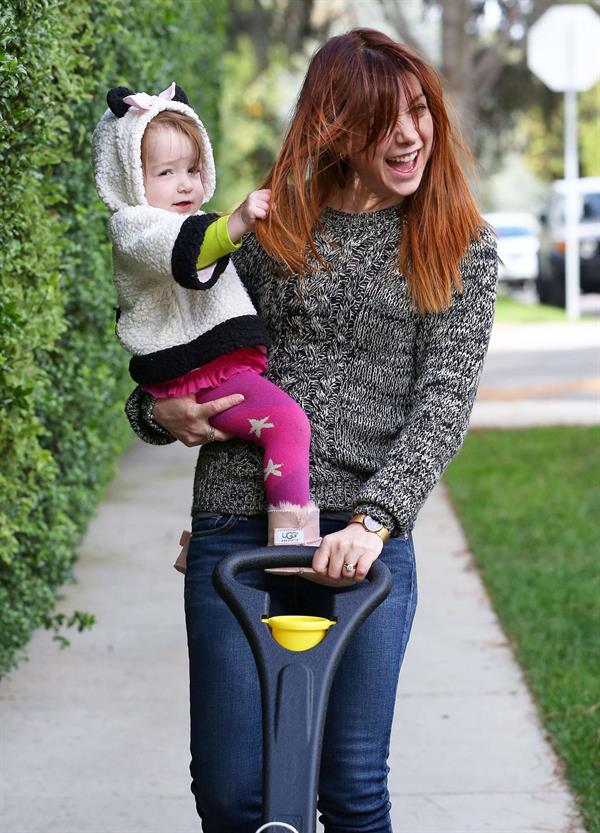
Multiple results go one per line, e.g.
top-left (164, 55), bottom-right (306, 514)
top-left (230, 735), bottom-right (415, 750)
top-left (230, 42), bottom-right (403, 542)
top-left (172, 85), bottom-right (189, 105)
top-left (332, 129), bottom-right (355, 161)
top-left (107, 87), bottom-right (134, 118)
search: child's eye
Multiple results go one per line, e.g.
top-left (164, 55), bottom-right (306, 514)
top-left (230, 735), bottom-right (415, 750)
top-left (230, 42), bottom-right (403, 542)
top-left (158, 169), bottom-right (172, 176)
top-left (189, 167), bottom-right (201, 175)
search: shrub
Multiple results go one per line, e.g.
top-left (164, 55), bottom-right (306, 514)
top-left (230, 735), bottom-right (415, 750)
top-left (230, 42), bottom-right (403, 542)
top-left (0, 0), bottom-right (226, 676)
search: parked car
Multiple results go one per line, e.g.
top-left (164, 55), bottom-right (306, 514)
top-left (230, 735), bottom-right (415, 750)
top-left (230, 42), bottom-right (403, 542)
top-left (483, 211), bottom-right (540, 287)
top-left (536, 177), bottom-right (600, 307)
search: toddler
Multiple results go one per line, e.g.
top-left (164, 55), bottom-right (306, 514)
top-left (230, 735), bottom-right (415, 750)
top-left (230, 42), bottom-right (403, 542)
top-left (92, 83), bottom-right (320, 569)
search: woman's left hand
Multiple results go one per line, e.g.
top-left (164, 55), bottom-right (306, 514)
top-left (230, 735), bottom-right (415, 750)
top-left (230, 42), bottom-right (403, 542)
top-left (312, 524), bottom-right (384, 583)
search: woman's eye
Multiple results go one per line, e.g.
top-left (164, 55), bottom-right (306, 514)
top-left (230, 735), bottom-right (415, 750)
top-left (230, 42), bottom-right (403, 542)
top-left (415, 103), bottom-right (428, 114)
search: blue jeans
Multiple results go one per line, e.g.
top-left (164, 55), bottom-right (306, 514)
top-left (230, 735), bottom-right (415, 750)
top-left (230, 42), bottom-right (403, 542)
top-left (184, 513), bottom-right (418, 833)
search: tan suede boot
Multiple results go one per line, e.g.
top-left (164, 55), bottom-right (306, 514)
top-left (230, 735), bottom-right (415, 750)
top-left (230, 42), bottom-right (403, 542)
top-left (267, 501), bottom-right (321, 546)
top-left (173, 530), bottom-right (191, 574)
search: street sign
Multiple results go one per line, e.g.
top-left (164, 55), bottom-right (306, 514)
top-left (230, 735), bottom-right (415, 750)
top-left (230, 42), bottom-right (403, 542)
top-left (528, 4), bottom-right (600, 92)
top-left (527, 5), bottom-right (600, 320)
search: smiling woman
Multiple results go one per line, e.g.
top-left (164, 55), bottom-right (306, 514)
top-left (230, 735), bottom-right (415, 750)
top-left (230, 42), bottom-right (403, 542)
top-left (257, 28), bottom-right (483, 314)
top-left (125, 27), bottom-right (498, 832)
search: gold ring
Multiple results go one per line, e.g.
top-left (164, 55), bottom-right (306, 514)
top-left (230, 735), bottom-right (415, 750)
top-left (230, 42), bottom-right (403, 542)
top-left (206, 426), bottom-right (216, 443)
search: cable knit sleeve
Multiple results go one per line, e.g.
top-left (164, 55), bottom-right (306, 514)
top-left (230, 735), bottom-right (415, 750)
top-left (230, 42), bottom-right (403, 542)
top-left (352, 227), bottom-right (498, 534)
top-left (231, 232), bottom-right (280, 311)
top-left (124, 386), bottom-right (176, 446)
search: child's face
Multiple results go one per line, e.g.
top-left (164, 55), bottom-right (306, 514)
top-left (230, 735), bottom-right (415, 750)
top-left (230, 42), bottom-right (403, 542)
top-left (143, 126), bottom-right (204, 214)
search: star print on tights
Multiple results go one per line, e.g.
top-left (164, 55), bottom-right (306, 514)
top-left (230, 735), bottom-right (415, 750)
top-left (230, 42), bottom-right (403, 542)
top-left (248, 416), bottom-right (274, 437)
top-left (195, 370), bottom-right (311, 507)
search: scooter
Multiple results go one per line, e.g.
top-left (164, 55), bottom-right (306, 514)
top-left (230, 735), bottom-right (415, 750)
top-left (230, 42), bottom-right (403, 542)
top-left (213, 546), bottom-right (392, 833)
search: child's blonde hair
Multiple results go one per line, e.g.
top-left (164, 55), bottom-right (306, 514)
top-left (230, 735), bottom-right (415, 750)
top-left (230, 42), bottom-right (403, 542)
top-left (141, 110), bottom-right (204, 172)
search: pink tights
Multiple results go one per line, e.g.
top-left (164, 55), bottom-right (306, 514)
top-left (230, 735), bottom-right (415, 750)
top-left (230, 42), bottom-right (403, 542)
top-left (195, 371), bottom-right (311, 507)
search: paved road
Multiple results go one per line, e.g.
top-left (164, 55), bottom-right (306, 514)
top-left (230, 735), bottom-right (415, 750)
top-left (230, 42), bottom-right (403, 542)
top-left (491, 290), bottom-right (599, 401)
top-left (472, 321), bottom-right (599, 427)
top-left (480, 347), bottom-right (599, 400)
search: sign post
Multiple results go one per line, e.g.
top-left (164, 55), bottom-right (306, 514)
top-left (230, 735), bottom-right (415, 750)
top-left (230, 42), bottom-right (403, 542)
top-left (527, 5), bottom-right (600, 319)
top-left (563, 87), bottom-right (579, 320)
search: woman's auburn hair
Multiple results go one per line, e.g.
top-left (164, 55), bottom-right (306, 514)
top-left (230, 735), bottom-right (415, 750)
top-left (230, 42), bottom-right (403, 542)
top-left (255, 28), bottom-right (484, 314)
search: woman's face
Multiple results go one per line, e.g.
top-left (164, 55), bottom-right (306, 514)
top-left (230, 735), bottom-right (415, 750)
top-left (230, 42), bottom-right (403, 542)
top-left (347, 76), bottom-right (434, 211)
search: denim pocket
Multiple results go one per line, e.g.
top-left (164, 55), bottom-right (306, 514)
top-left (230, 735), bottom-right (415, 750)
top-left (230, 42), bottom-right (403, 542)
top-left (191, 513), bottom-right (238, 540)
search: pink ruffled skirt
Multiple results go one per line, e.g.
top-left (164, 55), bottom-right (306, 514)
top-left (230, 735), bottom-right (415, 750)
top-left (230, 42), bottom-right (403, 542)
top-left (141, 346), bottom-right (268, 399)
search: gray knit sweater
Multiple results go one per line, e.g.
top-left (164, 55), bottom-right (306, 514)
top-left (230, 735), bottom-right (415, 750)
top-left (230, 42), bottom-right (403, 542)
top-left (125, 205), bottom-right (497, 536)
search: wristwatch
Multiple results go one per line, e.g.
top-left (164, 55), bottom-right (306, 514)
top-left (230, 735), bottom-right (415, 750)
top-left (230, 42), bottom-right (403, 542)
top-left (348, 514), bottom-right (391, 544)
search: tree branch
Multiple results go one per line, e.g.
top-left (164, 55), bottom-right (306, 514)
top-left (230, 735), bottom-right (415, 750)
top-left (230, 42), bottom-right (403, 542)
top-left (473, 45), bottom-right (505, 99)
top-left (376, 0), bottom-right (428, 55)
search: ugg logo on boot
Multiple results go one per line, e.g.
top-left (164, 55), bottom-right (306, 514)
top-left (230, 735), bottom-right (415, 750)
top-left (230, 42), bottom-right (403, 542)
top-left (274, 528), bottom-right (305, 545)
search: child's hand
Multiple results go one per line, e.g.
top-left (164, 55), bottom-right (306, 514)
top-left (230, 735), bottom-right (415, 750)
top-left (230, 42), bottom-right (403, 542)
top-left (227, 189), bottom-right (271, 242)
top-left (239, 189), bottom-right (271, 227)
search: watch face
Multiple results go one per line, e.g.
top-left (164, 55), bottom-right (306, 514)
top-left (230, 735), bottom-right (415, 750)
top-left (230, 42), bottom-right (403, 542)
top-left (364, 515), bottom-right (384, 533)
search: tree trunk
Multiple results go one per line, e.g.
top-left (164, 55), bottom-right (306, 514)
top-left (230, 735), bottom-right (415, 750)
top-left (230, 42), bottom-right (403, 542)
top-left (440, 0), bottom-right (477, 147)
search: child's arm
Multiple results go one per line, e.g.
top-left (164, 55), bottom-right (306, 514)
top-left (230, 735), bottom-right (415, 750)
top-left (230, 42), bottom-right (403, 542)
top-left (196, 215), bottom-right (240, 269)
top-left (197, 189), bottom-right (271, 269)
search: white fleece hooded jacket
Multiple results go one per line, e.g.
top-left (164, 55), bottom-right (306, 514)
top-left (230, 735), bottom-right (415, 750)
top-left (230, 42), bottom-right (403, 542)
top-left (92, 84), bottom-right (271, 386)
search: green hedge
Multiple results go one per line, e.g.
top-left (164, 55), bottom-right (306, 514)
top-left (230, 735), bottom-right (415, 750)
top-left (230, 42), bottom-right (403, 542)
top-left (0, 0), bottom-right (226, 676)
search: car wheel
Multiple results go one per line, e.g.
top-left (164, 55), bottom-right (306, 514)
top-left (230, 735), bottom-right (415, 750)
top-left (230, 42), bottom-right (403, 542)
top-left (536, 275), bottom-right (549, 304)
top-left (547, 275), bottom-right (566, 308)
top-left (537, 272), bottom-right (565, 307)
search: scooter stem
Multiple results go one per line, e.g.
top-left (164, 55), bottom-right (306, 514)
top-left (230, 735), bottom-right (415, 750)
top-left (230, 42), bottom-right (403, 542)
top-left (213, 547), bottom-right (392, 833)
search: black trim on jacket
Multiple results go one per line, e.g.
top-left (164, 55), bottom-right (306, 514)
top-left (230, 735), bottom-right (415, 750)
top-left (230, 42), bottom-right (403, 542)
top-left (129, 315), bottom-right (272, 385)
top-left (171, 213), bottom-right (229, 290)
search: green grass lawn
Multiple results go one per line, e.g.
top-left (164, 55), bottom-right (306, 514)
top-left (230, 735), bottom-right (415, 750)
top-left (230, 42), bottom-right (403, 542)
top-left (444, 427), bottom-right (600, 832)
top-left (494, 293), bottom-right (568, 323)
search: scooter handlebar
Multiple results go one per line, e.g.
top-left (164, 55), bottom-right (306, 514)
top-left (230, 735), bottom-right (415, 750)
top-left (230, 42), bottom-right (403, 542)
top-left (213, 546), bottom-right (392, 624)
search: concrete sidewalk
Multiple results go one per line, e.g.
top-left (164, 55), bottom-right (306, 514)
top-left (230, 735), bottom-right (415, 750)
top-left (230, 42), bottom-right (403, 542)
top-left (487, 321), bottom-right (599, 352)
top-left (0, 438), bottom-right (585, 833)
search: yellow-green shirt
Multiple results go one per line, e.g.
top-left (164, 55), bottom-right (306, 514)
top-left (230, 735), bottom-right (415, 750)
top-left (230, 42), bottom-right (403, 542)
top-left (197, 214), bottom-right (242, 269)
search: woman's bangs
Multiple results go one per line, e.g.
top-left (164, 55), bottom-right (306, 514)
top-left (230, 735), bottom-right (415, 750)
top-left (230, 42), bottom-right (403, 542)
top-left (359, 57), bottom-right (414, 151)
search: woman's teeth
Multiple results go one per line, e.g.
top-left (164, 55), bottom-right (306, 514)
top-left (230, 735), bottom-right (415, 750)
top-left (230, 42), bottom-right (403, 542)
top-left (388, 151), bottom-right (418, 164)
top-left (386, 150), bottom-right (419, 174)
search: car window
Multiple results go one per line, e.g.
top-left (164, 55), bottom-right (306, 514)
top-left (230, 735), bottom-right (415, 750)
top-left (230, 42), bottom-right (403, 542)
top-left (582, 193), bottom-right (600, 221)
top-left (554, 192), bottom-right (600, 224)
top-left (495, 226), bottom-right (535, 237)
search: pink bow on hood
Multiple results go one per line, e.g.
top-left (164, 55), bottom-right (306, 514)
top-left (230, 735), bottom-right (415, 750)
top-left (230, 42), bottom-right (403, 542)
top-left (122, 82), bottom-right (176, 113)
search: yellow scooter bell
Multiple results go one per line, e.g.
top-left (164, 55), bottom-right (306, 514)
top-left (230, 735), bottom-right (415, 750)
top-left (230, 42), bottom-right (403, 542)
top-left (263, 615), bottom-right (336, 652)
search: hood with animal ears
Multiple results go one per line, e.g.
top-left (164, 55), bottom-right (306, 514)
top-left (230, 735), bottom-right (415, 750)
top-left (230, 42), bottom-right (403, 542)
top-left (92, 82), bottom-right (216, 213)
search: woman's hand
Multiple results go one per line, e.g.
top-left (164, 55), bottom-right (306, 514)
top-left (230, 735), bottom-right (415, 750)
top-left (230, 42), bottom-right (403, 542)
top-left (312, 524), bottom-right (384, 583)
top-left (152, 393), bottom-right (244, 447)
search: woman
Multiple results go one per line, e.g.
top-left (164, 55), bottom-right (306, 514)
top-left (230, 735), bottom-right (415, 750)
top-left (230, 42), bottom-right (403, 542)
top-left (126, 28), bottom-right (497, 833)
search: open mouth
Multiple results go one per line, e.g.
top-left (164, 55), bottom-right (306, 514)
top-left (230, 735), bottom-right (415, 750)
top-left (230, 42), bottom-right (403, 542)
top-left (385, 149), bottom-right (420, 175)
